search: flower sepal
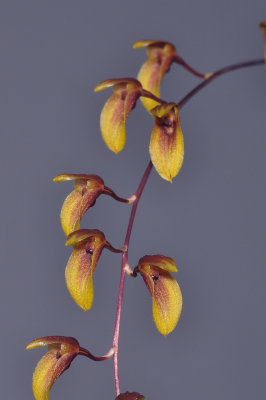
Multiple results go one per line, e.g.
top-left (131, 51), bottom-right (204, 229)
top-left (65, 229), bottom-right (107, 311)
top-left (94, 78), bottom-right (143, 153)
top-left (149, 103), bottom-right (184, 182)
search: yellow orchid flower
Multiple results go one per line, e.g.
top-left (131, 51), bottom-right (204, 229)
top-left (65, 229), bottom-right (107, 311)
top-left (149, 103), bottom-right (184, 182)
top-left (53, 174), bottom-right (105, 236)
top-left (137, 255), bottom-right (182, 336)
top-left (94, 78), bottom-right (142, 153)
top-left (26, 336), bottom-right (80, 400)
top-left (133, 40), bottom-right (177, 112)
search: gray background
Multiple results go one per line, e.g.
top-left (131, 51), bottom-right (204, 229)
top-left (1, 0), bottom-right (265, 399)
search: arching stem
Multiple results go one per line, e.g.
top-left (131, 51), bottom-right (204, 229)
top-left (178, 58), bottom-right (264, 109)
top-left (112, 161), bottom-right (153, 396)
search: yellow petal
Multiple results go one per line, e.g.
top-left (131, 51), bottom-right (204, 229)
top-left (65, 234), bottom-right (105, 311)
top-left (32, 351), bottom-right (75, 400)
top-left (32, 351), bottom-right (58, 400)
top-left (94, 78), bottom-right (141, 92)
top-left (151, 102), bottom-right (176, 118)
top-left (137, 59), bottom-right (162, 111)
top-left (60, 190), bottom-right (83, 236)
top-left (26, 336), bottom-right (79, 353)
top-left (65, 229), bottom-right (105, 247)
top-left (65, 246), bottom-right (94, 311)
top-left (99, 82), bottom-right (142, 153)
top-left (152, 269), bottom-right (182, 336)
top-left (149, 105), bottom-right (184, 182)
top-left (133, 40), bottom-right (170, 49)
top-left (138, 254), bottom-right (177, 273)
top-left (53, 174), bottom-right (104, 184)
top-left (100, 87), bottom-right (126, 154)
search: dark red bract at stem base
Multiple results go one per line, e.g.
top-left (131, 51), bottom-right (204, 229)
top-left (115, 392), bottom-right (145, 400)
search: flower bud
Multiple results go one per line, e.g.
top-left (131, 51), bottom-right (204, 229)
top-left (133, 40), bottom-right (177, 112)
top-left (115, 392), bottom-right (145, 400)
top-left (94, 78), bottom-right (142, 153)
top-left (65, 229), bottom-right (106, 311)
top-left (260, 21), bottom-right (266, 62)
top-left (137, 255), bottom-right (182, 336)
top-left (54, 174), bottom-right (104, 236)
top-left (150, 103), bottom-right (184, 182)
top-left (26, 336), bottom-right (80, 400)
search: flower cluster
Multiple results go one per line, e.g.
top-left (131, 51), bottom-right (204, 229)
top-left (94, 45), bottom-right (186, 183)
top-left (26, 25), bottom-right (265, 400)
top-left (27, 38), bottom-right (187, 400)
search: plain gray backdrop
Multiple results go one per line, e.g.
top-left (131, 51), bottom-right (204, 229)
top-left (1, 0), bottom-right (265, 399)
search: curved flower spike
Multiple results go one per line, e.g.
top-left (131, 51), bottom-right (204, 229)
top-left (94, 78), bottom-right (142, 153)
top-left (65, 229), bottom-right (107, 311)
top-left (137, 255), bottom-right (182, 336)
top-left (54, 174), bottom-right (105, 236)
top-left (150, 103), bottom-right (184, 182)
top-left (26, 336), bottom-right (80, 400)
top-left (260, 21), bottom-right (266, 62)
top-left (133, 40), bottom-right (177, 112)
top-left (116, 392), bottom-right (145, 400)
